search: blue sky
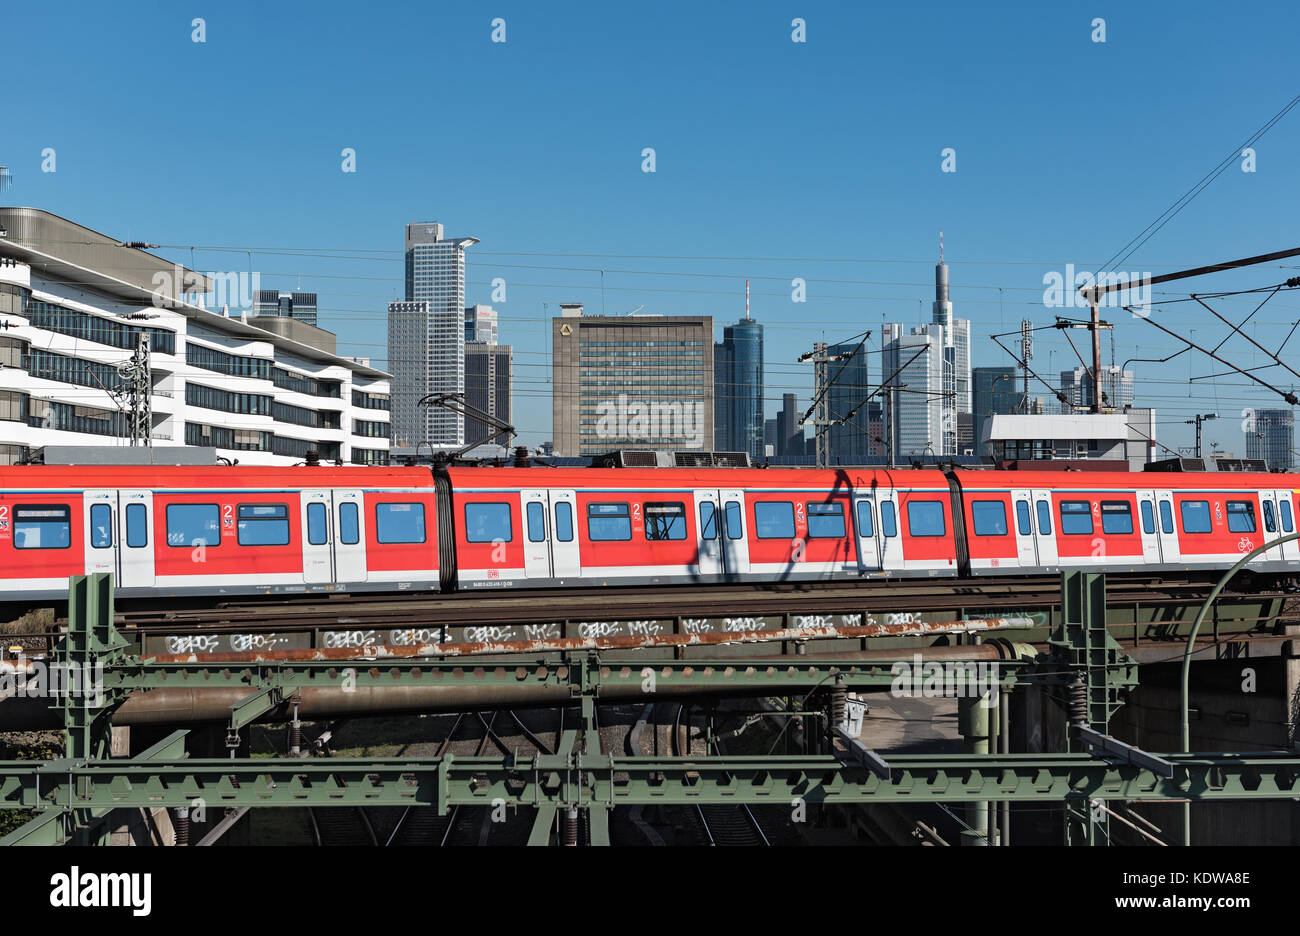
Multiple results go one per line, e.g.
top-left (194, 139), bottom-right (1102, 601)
top-left (5, 0), bottom-right (1300, 451)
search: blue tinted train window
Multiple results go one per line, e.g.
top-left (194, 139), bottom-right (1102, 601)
top-left (527, 502), bottom-right (547, 542)
top-left (587, 503), bottom-right (631, 542)
top-left (90, 504), bottom-right (112, 548)
top-left (239, 503), bottom-right (291, 546)
top-left (754, 502), bottom-right (795, 539)
top-left (377, 503), bottom-right (427, 544)
top-left (554, 502), bottom-right (574, 542)
top-left (165, 504), bottom-right (219, 547)
top-left (807, 503), bottom-right (846, 539)
top-left (1036, 500), bottom-right (1053, 535)
top-left (725, 501), bottom-right (743, 540)
top-left (1262, 501), bottom-right (1276, 534)
top-left (126, 503), bottom-right (148, 548)
top-left (698, 502), bottom-right (717, 541)
top-left (339, 503), bottom-right (359, 545)
top-left (880, 501), bottom-right (897, 538)
top-left (1283, 501), bottom-right (1294, 533)
top-left (906, 500), bottom-right (945, 537)
top-left (1159, 501), bottom-right (1174, 534)
top-left (464, 503), bottom-right (510, 543)
top-left (971, 501), bottom-right (1008, 536)
top-left (14, 505), bottom-right (72, 550)
top-left (1180, 500), bottom-right (1212, 534)
top-left (1140, 501), bottom-right (1155, 535)
top-left (306, 503), bottom-right (327, 545)
top-left (1226, 501), bottom-right (1256, 533)
top-left (855, 501), bottom-right (874, 537)
top-left (1015, 501), bottom-right (1032, 535)
top-left (1059, 502), bottom-right (1093, 536)
top-left (644, 502), bottom-right (687, 541)
top-left (1100, 501), bottom-right (1133, 535)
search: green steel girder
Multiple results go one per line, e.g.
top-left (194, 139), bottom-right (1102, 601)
top-left (56, 574), bottom-right (132, 760)
top-left (4, 751), bottom-right (1300, 811)
top-left (228, 683), bottom-right (286, 732)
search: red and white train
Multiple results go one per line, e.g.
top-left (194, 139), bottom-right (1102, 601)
top-left (0, 463), bottom-right (1295, 603)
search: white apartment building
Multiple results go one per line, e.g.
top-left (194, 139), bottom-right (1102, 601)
top-left (0, 208), bottom-right (390, 466)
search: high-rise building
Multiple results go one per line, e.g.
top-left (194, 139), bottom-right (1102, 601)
top-left (552, 306), bottom-right (713, 456)
top-left (973, 366), bottom-right (1019, 455)
top-left (882, 323), bottom-right (946, 459)
top-left (465, 304), bottom-right (498, 345)
top-left (1246, 409), bottom-right (1294, 471)
top-left (1059, 365), bottom-right (1134, 413)
top-left (254, 290), bottom-right (319, 327)
top-left (388, 222), bottom-right (478, 448)
top-left (714, 318), bottom-right (763, 458)
top-left (932, 237), bottom-right (971, 447)
top-left (775, 393), bottom-right (804, 457)
top-left (826, 340), bottom-right (871, 464)
top-left (465, 343), bottom-right (512, 449)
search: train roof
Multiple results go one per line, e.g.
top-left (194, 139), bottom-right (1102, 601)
top-left (0, 464), bottom-right (436, 488)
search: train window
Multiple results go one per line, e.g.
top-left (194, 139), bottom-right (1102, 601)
top-left (880, 501), bottom-right (898, 538)
top-left (90, 503), bottom-right (112, 548)
top-left (698, 502), bottom-right (717, 541)
top-left (306, 503), bottom-right (327, 545)
top-left (376, 503), bottom-right (427, 544)
top-left (1283, 501), bottom-right (1294, 534)
top-left (1036, 501), bottom-right (1052, 535)
top-left (1180, 501), bottom-right (1212, 534)
top-left (239, 504), bottom-right (291, 546)
top-left (464, 503), bottom-right (511, 543)
top-left (644, 502), bottom-right (687, 541)
top-left (1100, 502), bottom-right (1134, 535)
top-left (554, 502), bottom-right (574, 542)
top-left (339, 503), bottom-right (360, 545)
top-left (807, 503), bottom-right (847, 539)
top-left (754, 502), bottom-right (795, 539)
top-left (587, 503), bottom-right (631, 542)
top-left (1015, 501), bottom-right (1032, 535)
top-left (527, 502), bottom-right (547, 543)
top-left (971, 501), bottom-right (1008, 536)
top-left (725, 502), bottom-right (743, 540)
top-left (855, 501), bottom-right (874, 537)
top-left (1226, 501), bottom-right (1256, 533)
top-left (1262, 501), bottom-right (1277, 534)
top-left (14, 505), bottom-right (72, 550)
top-left (906, 500), bottom-right (946, 537)
top-left (126, 503), bottom-right (148, 548)
top-left (1140, 501), bottom-right (1155, 535)
top-left (1059, 502), bottom-right (1093, 535)
top-left (1159, 501), bottom-right (1174, 534)
top-left (165, 504), bottom-right (219, 547)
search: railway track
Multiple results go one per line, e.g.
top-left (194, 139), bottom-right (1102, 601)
top-left (102, 574), bottom-right (1286, 634)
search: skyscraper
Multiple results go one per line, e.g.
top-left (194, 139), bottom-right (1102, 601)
top-left (388, 222), bottom-right (478, 447)
top-left (714, 318), bottom-right (763, 458)
top-left (1059, 365), bottom-right (1134, 413)
top-left (465, 304), bottom-right (498, 345)
top-left (254, 290), bottom-right (319, 327)
top-left (1246, 409), bottom-right (1294, 471)
top-left (826, 339), bottom-right (871, 464)
top-left (973, 366), bottom-right (1018, 455)
top-left (465, 343), bottom-right (513, 449)
top-left (882, 323), bottom-right (946, 459)
top-left (932, 235), bottom-right (972, 444)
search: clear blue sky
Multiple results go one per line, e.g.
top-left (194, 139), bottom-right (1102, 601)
top-left (5, 0), bottom-right (1300, 452)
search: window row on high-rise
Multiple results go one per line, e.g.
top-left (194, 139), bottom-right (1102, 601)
top-left (23, 297), bottom-right (178, 355)
top-left (272, 366), bottom-right (342, 398)
top-left (185, 342), bottom-right (273, 380)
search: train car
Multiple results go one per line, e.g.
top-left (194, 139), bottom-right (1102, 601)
top-left (0, 464), bottom-right (441, 602)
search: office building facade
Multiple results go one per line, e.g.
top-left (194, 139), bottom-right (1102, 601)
top-left (714, 318), bottom-right (763, 458)
top-left (254, 290), bottom-right (318, 327)
top-left (973, 365), bottom-right (1018, 455)
top-left (826, 340), bottom-right (871, 464)
top-left (1059, 365), bottom-right (1135, 413)
top-left (552, 307), bottom-right (713, 456)
top-left (1245, 409), bottom-right (1294, 471)
top-left (882, 323), bottom-right (946, 459)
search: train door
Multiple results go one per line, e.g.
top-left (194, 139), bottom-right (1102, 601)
top-left (333, 490), bottom-right (367, 583)
top-left (300, 490), bottom-right (333, 584)
top-left (1011, 489), bottom-right (1037, 566)
top-left (521, 489), bottom-right (551, 579)
top-left (853, 495), bottom-right (881, 572)
top-left (1273, 489), bottom-right (1299, 562)
top-left (83, 490), bottom-right (155, 590)
top-left (720, 489), bottom-right (750, 577)
top-left (877, 489), bottom-right (904, 572)
top-left (1136, 490), bottom-right (1161, 564)
top-left (1031, 490), bottom-right (1059, 567)
top-left (694, 490), bottom-right (724, 578)
top-left (550, 490), bottom-right (580, 579)
top-left (1153, 490), bottom-right (1180, 563)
